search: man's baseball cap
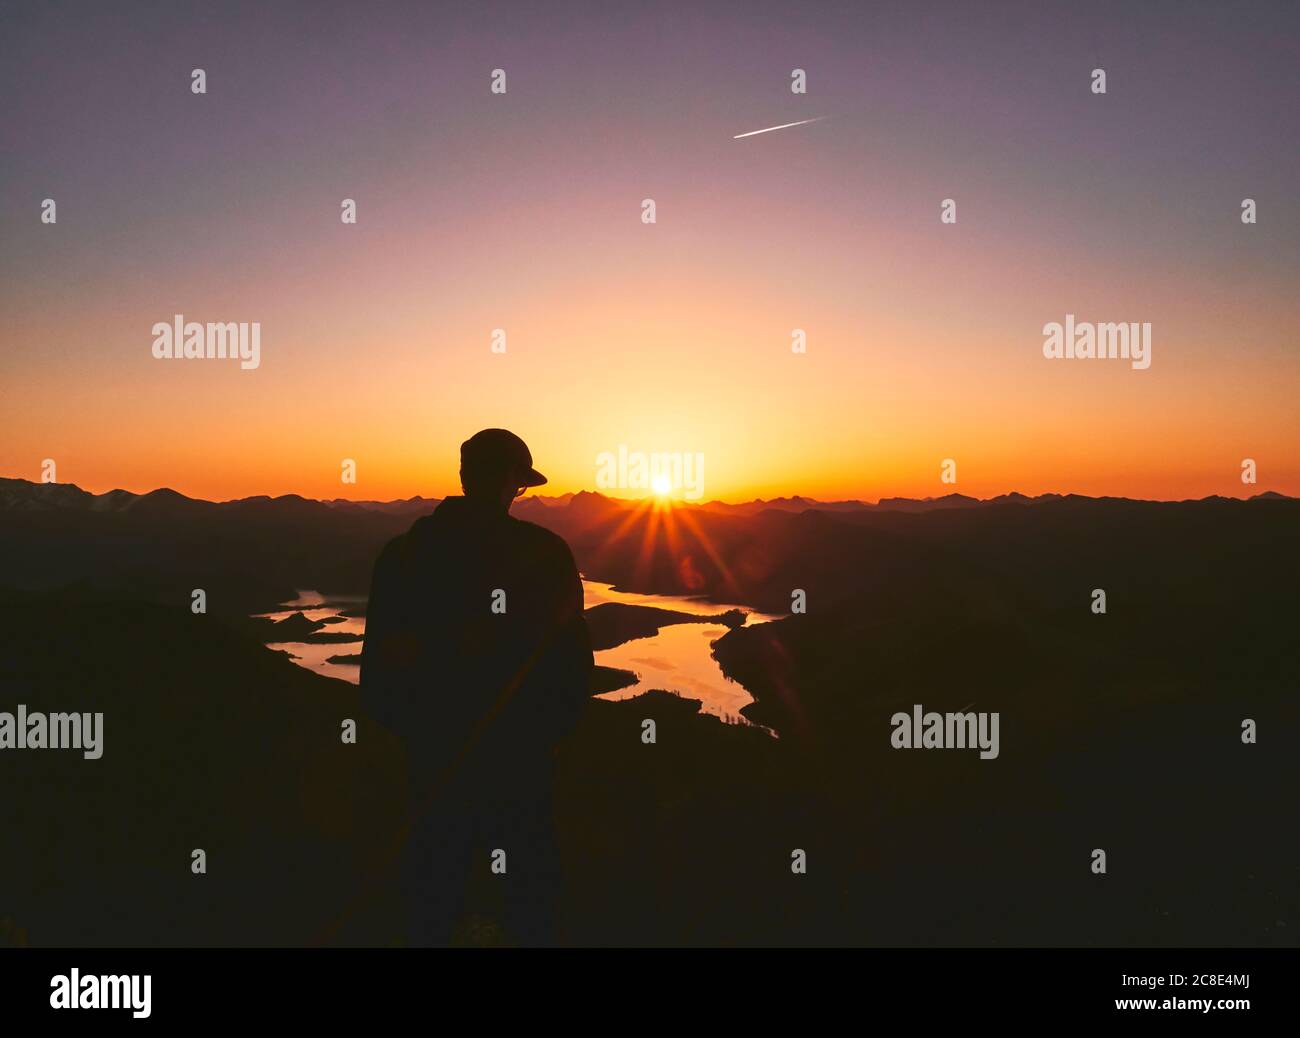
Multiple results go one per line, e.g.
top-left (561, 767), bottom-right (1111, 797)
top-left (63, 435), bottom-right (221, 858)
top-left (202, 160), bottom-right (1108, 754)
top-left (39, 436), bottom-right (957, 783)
top-left (460, 428), bottom-right (548, 488)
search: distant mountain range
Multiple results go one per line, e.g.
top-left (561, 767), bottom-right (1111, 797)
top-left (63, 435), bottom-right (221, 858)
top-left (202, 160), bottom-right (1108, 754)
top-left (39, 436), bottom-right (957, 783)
top-left (2, 473), bottom-right (1295, 622)
top-left (1, 477), bottom-right (1289, 517)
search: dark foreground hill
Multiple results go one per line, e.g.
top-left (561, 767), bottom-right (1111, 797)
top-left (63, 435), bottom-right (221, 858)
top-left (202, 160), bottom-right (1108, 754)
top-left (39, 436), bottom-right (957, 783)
top-left (1, 481), bottom-right (1297, 945)
top-left (1, 583), bottom-right (1295, 946)
top-left (0, 591), bottom-right (797, 946)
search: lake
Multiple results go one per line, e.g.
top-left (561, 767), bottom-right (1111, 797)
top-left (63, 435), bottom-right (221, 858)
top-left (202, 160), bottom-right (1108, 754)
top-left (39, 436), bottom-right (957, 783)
top-left (254, 581), bottom-right (779, 725)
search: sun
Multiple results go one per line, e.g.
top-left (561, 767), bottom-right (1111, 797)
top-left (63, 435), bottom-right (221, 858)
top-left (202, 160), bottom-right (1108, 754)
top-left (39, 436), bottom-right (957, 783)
top-left (651, 474), bottom-right (673, 496)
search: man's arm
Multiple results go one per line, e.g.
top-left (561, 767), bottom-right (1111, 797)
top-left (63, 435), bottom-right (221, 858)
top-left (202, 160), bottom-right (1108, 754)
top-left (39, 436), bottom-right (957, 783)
top-left (536, 540), bottom-right (595, 737)
top-left (359, 535), bottom-right (419, 736)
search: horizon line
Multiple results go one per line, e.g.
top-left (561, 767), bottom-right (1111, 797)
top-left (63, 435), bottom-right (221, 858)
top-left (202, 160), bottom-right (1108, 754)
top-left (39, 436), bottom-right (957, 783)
top-left (2, 475), bottom-right (1291, 509)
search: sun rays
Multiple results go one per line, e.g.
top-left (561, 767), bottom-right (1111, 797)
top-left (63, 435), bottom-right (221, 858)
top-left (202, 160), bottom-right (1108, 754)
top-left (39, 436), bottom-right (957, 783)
top-left (582, 493), bottom-right (745, 603)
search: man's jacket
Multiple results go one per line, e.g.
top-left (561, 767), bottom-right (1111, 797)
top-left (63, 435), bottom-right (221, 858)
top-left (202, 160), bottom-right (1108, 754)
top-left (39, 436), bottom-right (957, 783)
top-left (359, 496), bottom-right (593, 788)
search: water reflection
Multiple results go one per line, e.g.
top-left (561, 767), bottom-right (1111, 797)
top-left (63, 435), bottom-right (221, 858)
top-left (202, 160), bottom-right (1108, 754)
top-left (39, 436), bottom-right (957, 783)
top-left (253, 582), bottom-right (778, 725)
top-left (582, 581), bottom-right (780, 724)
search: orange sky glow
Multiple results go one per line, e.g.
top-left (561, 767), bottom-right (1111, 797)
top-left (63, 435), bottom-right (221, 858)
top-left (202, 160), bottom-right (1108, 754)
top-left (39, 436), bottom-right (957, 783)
top-left (3, 4), bottom-right (1296, 504)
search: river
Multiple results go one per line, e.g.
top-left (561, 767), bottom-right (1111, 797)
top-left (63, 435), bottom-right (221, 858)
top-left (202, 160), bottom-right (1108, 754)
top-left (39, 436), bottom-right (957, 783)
top-left (253, 581), bottom-right (779, 725)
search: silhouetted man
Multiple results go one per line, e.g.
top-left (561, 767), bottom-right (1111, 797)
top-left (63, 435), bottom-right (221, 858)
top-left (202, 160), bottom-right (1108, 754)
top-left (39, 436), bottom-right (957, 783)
top-left (360, 429), bottom-right (593, 946)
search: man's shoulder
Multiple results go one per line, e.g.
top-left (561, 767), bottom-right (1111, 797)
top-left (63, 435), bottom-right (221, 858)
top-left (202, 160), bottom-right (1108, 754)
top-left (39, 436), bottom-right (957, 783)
top-left (378, 513), bottom-right (446, 571)
top-left (507, 516), bottom-right (577, 562)
top-left (373, 529), bottom-right (415, 573)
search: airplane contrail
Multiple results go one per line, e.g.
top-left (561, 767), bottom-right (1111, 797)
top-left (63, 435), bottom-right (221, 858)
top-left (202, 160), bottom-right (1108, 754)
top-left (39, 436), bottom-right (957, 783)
top-left (733, 116), bottom-right (829, 139)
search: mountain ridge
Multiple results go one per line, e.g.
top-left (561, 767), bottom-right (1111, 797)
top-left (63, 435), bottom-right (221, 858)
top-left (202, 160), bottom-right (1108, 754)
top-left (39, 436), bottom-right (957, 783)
top-left (1, 476), bottom-right (1290, 515)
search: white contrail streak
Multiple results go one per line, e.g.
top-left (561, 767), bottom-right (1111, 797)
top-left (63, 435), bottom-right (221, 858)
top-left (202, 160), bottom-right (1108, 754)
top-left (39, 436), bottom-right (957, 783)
top-left (732, 116), bottom-right (829, 139)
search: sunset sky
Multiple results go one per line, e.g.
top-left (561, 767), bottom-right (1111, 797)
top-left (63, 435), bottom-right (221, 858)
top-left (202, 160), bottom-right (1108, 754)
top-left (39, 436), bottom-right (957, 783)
top-left (3, 0), bottom-right (1297, 503)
